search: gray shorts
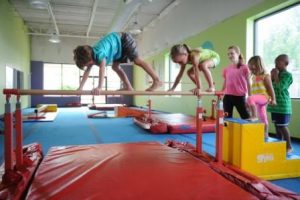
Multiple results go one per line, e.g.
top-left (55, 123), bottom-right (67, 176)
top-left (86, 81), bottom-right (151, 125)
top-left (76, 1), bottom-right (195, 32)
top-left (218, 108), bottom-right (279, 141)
top-left (116, 33), bottom-right (139, 63)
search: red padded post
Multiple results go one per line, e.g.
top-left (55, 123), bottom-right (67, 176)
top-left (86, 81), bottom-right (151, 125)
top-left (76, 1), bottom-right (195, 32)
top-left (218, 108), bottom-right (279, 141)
top-left (211, 99), bottom-right (217, 120)
top-left (15, 95), bottom-right (24, 169)
top-left (147, 99), bottom-right (152, 119)
top-left (196, 98), bottom-right (204, 153)
top-left (215, 95), bottom-right (224, 164)
top-left (4, 95), bottom-right (14, 172)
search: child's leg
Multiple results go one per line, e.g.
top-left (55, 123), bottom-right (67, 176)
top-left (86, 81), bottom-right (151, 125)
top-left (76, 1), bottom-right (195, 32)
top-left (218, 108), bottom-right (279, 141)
top-left (234, 96), bottom-right (250, 119)
top-left (278, 126), bottom-right (293, 152)
top-left (187, 67), bottom-right (200, 86)
top-left (133, 57), bottom-right (162, 91)
top-left (258, 105), bottom-right (269, 138)
top-left (255, 95), bottom-right (269, 138)
top-left (246, 96), bottom-right (257, 119)
top-left (112, 62), bottom-right (134, 91)
top-left (264, 124), bottom-right (269, 139)
top-left (271, 113), bottom-right (281, 140)
top-left (272, 113), bottom-right (292, 152)
top-left (275, 125), bottom-right (283, 140)
top-left (223, 95), bottom-right (234, 118)
top-left (199, 60), bottom-right (215, 91)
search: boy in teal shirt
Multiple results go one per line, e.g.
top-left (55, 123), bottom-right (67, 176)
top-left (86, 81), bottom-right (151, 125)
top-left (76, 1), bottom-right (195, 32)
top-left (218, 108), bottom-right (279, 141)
top-left (74, 32), bottom-right (162, 94)
top-left (267, 54), bottom-right (293, 153)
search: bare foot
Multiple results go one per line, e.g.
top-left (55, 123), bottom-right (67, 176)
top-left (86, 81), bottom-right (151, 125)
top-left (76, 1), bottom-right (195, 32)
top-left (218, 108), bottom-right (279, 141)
top-left (146, 80), bottom-right (163, 91)
top-left (205, 87), bottom-right (215, 92)
top-left (287, 148), bottom-right (293, 154)
top-left (247, 117), bottom-right (259, 122)
top-left (264, 135), bottom-right (269, 141)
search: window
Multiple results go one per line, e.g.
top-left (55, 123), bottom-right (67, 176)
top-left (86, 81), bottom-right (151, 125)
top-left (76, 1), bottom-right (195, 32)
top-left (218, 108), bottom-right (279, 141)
top-left (44, 63), bottom-right (122, 103)
top-left (79, 65), bottom-right (105, 104)
top-left (6, 66), bottom-right (14, 88)
top-left (79, 66), bottom-right (121, 104)
top-left (254, 3), bottom-right (300, 98)
top-left (44, 64), bottom-right (62, 90)
top-left (6, 66), bottom-right (24, 89)
top-left (62, 64), bottom-right (80, 90)
top-left (165, 53), bottom-right (181, 92)
top-left (106, 66), bottom-right (122, 91)
top-left (44, 63), bottom-right (80, 96)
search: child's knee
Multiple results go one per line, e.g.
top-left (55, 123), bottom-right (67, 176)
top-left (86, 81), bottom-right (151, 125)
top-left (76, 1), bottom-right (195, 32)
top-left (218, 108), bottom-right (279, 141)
top-left (247, 97), bottom-right (255, 105)
top-left (260, 115), bottom-right (268, 125)
top-left (112, 65), bottom-right (121, 71)
top-left (133, 57), bottom-right (143, 65)
top-left (200, 60), bottom-right (214, 70)
top-left (199, 63), bottom-right (208, 71)
top-left (187, 68), bottom-right (194, 75)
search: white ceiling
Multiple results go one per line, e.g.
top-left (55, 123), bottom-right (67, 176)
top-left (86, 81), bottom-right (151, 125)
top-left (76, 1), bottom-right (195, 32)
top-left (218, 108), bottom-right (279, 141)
top-left (9, 0), bottom-right (177, 39)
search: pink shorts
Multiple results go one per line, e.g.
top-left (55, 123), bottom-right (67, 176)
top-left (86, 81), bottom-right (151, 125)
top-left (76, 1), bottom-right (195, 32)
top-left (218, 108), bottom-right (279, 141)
top-left (247, 94), bottom-right (269, 125)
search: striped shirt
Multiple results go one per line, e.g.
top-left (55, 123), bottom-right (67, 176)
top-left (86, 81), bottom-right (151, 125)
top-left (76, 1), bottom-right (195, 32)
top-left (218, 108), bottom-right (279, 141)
top-left (251, 74), bottom-right (268, 97)
top-left (267, 70), bottom-right (293, 114)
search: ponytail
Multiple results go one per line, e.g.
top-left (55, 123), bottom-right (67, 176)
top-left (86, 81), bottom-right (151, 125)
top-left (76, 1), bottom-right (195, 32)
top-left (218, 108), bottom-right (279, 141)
top-left (183, 44), bottom-right (191, 54)
top-left (228, 45), bottom-right (244, 68)
top-left (238, 54), bottom-right (244, 69)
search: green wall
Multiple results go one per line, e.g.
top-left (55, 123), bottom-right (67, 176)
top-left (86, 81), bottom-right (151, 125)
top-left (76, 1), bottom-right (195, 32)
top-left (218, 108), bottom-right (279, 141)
top-left (0, 0), bottom-right (30, 114)
top-left (134, 0), bottom-right (300, 138)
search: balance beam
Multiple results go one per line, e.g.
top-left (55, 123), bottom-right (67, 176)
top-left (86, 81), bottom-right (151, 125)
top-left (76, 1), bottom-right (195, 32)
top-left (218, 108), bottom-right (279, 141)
top-left (3, 89), bottom-right (223, 96)
top-left (34, 105), bottom-right (48, 114)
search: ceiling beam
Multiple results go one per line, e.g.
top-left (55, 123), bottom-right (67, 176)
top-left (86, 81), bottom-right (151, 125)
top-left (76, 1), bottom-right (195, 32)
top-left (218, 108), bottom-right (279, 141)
top-left (28, 32), bottom-right (99, 39)
top-left (86, 0), bottom-right (99, 37)
top-left (109, 0), bottom-right (142, 32)
top-left (143, 0), bottom-right (180, 32)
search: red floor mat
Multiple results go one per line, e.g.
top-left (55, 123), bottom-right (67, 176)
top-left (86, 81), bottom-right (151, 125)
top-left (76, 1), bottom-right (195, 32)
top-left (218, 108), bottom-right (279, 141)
top-left (152, 113), bottom-right (215, 134)
top-left (26, 142), bottom-right (257, 200)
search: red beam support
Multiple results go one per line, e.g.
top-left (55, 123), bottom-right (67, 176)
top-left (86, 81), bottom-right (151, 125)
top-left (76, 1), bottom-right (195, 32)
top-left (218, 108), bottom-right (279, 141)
top-left (147, 99), bottom-right (152, 119)
top-left (4, 95), bottom-right (14, 172)
top-left (196, 98), bottom-right (204, 154)
top-left (15, 95), bottom-right (24, 170)
top-left (215, 95), bottom-right (224, 164)
top-left (211, 99), bottom-right (217, 120)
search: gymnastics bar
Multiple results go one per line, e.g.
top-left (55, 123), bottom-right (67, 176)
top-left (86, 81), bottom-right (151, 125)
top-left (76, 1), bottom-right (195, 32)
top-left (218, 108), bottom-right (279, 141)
top-left (3, 89), bottom-right (223, 96)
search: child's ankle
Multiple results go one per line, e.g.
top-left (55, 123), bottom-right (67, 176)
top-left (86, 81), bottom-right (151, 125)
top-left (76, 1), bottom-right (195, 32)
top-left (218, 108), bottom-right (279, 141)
top-left (287, 148), bottom-right (293, 154)
top-left (206, 87), bottom-right (215, 92)
top-left (247, 117), bottom-right (259, 122)
top-left (264, 135), bottom-right (269, 140)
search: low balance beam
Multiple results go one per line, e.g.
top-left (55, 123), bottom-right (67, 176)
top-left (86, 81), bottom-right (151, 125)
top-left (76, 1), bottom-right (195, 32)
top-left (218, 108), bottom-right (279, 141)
top-left (3, 89), bottom-right (223, 96)
top-left (34, 105), bottom-right (48, 114)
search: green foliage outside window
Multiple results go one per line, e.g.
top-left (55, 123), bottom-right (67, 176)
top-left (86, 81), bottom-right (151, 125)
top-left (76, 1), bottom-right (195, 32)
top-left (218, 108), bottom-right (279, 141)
top-left (255, 3), bottom-right (300, 98)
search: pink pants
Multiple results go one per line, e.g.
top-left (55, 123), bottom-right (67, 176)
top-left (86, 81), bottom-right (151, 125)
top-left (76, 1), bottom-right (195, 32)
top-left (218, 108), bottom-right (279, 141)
top-left (247, 94), bottom-right (268, 125)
